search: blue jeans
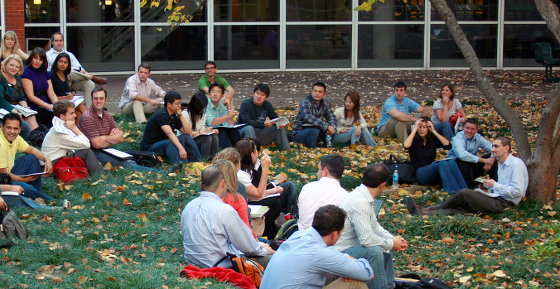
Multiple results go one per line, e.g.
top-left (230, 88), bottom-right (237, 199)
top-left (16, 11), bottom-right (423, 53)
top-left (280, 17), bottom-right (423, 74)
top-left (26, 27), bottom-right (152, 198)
top-left (11, 154), bottom-right (54, 201)
top-left (415, 160), bottom-right (468, 194)
top-left (342, 246), bottom-right (395, 289)
top-left (292, 127), bottom-right (321, 148)
top-left (333, 127), bottom-right (377, 146)
top-left (217, 127), bottom-right (241, 148)
top-left (240, 125), bottom-right (290, 150)
top-left (20, 120), bottom-right (31, 141)
top-left (148, 134), bottom-right (201, 164)
top-left (434, 122), bottom-right (454, 140)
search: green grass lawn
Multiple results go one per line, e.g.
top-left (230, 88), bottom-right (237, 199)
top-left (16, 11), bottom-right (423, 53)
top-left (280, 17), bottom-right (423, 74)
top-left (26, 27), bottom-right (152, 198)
top-left (1, 100), bottom-right (558, 288)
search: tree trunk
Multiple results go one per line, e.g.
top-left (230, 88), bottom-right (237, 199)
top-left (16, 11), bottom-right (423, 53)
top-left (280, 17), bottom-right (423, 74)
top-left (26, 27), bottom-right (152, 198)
top-left (534, 0), bottom-right (560, 43)
top-left (430, 0), bottom-right (560, 203)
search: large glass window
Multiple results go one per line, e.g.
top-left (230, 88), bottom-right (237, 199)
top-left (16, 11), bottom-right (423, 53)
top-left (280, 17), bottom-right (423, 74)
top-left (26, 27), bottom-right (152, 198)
top-left (214, 0), bottom-right (278, 21)
top-left (66, 0), bottom-right (133, 23)
top-left (66, 26), bottom-right (134, 71)
top-left (142, 26), bottom-right (208, 70)
top-left (287, 0), bottom-right (352, 21)
top-left (430, 24), bottom-right (497, 67)
top-left (503, 24), bottom-right (560, 67)
top-left (25, 27), bottom-right (59, 53)
top-left (25, 0), bottom-right (59, 23)
top-left (141, 1), bottom-right (206, 22)
top-left (358, 25), bottom-right (424, 68)
top-left (431, 0), bottom-right (498, 21)
top-left (286, 25), bottom-right (351, 68)
top-left (504, 0), bottom-right (559, 21)
top-left (214, 25), bottom-right (279, 69)
top-left (359, 0), bottom-right (425, 21)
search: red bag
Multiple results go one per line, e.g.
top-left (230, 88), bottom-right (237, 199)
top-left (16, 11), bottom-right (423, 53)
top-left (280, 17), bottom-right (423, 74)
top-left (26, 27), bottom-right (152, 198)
top-left (53, 157), bottom-right (89, 183)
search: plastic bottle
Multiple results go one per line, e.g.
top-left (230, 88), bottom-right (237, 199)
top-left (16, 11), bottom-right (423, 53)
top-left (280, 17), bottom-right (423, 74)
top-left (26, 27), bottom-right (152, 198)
top-left (392, 168), bottom-right (399, 189)
top-left (326, 134), bottom-right (332, 147)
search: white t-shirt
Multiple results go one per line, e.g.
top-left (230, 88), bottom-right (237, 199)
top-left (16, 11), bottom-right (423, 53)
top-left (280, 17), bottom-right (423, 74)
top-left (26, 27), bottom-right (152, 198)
top-left (431, 98), bottom-right (462, 125)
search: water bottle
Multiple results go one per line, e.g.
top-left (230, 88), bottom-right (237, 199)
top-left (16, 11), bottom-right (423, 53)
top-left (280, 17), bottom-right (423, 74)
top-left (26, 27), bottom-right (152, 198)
top-left (326, 134), bottom-right (332, 147)
top-left (392, 167), bottom-right (399, 189)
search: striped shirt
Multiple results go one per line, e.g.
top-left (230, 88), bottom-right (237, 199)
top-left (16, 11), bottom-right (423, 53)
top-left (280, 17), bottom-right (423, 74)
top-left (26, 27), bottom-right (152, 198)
top-left (78, 105), bottom-right (118, 140)
top-left (332, 184), bottom-right (394, 253)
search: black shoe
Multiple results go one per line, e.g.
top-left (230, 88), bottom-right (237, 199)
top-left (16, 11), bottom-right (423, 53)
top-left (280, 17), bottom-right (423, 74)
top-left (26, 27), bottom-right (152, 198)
top-left (406, 197), bottom-right (421, 215)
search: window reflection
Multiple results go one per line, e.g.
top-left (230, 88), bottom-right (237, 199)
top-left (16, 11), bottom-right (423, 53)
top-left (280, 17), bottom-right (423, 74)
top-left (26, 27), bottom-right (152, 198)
top-left (214, 25), bottom-right (279, 69)
top-left (358, 25), bottom-right (424, 68)
top-left (430, 24), bottom-right (497, 67)
top-left (503, 25), bottom-right (559, 67)
top-left (286, 25), bottom-right (351, 68)
top-left (214, 0), bottom-right (278, 21)
top-left (141, 1), bottom-right (206, 22)
top-left (359, 0), bottom-right (425, 21)
top-left (431, 0), bottom-right (498, 21)
top-left (67, 26), bottom-right (134, 71)
top-left (504, 0), bottom-right (559, 21)
top-left (66, 0), bottom-right (133, 23)
top-left (25, 0), bottom-right (59, 23)
top-left (142, 26), bottom-right (207, 70)
top-left (287, 0), bottom-right (352, 21)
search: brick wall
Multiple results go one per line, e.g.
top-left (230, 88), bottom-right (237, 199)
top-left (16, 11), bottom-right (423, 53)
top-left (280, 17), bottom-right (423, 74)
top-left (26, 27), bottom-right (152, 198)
top-left (4, 0), bottom-right (26, 50)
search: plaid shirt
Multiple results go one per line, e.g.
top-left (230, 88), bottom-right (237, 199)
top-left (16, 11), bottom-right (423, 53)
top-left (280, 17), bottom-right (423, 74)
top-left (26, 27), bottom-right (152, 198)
top-left (293, 95), bottom-right (336, 132)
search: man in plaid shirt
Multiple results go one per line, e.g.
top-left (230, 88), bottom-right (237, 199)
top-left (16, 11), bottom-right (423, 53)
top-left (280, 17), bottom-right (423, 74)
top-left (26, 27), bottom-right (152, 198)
top-left (292, 82), bottom-right (337, 148)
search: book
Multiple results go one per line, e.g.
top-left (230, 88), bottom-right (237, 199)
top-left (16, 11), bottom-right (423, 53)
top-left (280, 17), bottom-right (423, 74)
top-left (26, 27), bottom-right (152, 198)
top-left (270, 117), bottom-right (289, 126)
top-left (214, 123), bottom-right (247, 129)
top-left (70, 95), bottom-right (85, 106)
top-left (193, 131), bottom-right (215, 138)
top-left (13, 105), bottom-right (37, 117)
top-left (17, 172), bottom-right (48, 178)
top-left (102, 148), bottom-right (134, 160)
top-left (0, 108), bottom-right (9, 118)
top-left (248, 205), bottom-right (270, 218)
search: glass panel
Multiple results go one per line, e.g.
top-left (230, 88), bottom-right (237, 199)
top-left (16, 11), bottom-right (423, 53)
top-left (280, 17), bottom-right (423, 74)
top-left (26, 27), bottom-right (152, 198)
top-left (503, 24), bottom-right (560, 67)
top-left (141, 26), bottom-right (207, 70)
top-left (358, 25), bottom-right (423, 68)
top-left (287, 0), bottom-right (351, 21)
top-left (25, 27), bottom-right (59, 53)
top-left (214, 25), bottom-right (279, 69)
top-left (25, 0), bottom-right (59, 23)
top-left (66, 0), bottom-right (133, 23)
top-left (358, 0), bottom-right (425, 21)
top-left (504, 0), bottom-right (559, 21)
top-left (214, 0), bottom-right (278, 21)
top-left (430, 24), bottom-right (497, 67)
top-left (141, 1), bottom-right (206, 22)
top-left (286, 25), bottom-right (351, 69)
top-left (431, 0), bottom-right (498, 21)
top-left (66, 26), bottom-right (134, 72)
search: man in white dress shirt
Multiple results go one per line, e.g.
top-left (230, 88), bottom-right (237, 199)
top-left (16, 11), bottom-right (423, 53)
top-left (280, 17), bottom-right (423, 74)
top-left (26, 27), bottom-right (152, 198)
top-left (119, 63), bottom-right (166, 124)
top-left (297, 154), bottom-right (348, 231)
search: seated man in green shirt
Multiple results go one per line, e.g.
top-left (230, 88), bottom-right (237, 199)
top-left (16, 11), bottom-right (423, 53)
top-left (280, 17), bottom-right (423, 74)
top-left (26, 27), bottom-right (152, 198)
top-left (198, 61), bottom-right (235, 106)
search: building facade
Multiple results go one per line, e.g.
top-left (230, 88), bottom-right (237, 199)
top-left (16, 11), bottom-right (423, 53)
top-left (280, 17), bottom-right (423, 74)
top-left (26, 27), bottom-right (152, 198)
top-left (1, 0), bottom-right (559, 74)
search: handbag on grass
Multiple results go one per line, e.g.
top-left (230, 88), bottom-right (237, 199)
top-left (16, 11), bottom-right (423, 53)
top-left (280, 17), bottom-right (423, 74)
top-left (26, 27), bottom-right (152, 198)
top-left (126, 150), bottom-right (161, 167)
top-left (53, 156), bottom-right (89, 183)
top-left (213, 253), bottom-right (265, 287)
top-left (384, 155), bottom-right (416, 184)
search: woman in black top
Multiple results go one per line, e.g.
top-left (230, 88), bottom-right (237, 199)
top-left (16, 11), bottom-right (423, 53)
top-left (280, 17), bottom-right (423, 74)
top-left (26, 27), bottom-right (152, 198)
top-left (49, 53), bottom-right (85, 119)
top-left (403, 117), bottom-right (467, 193)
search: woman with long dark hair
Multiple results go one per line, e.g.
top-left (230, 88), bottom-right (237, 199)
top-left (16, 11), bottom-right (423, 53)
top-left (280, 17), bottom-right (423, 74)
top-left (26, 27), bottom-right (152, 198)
top-left (182, 91), bottom-right (219, 160)
top-left (333, 91), bottom-right (376, 146)
top-left (49, 52), bottom-right (85, 119)
top-left (403, 116), bottom-right (467, 194)
top-left (21, 48), bottom-right (59, 127)
top-left (235, 138), bottom-right (297, 239)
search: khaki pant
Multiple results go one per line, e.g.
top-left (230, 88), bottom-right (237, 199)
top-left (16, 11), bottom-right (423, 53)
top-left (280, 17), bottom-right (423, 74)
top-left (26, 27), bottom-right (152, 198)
top-left (67, 71), bottom-right (95, 108)
top-left (122, 98), bottom-right (162, 123)
top-left (323, 277), bottom-right (368, 289)
top-left (378, 118), bottom-right (412, 144)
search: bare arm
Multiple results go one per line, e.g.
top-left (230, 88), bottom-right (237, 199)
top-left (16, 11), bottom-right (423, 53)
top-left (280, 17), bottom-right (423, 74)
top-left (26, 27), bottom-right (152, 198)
top-left (46, 80), bottom-right (59, 104)
top-left (161, 125), bottom-right (187, 160)
top-left (178, 113), bottom-right (193, 135)
top-left (387, 108), bottom-right (417, 122)
top-left (24, 146), bottom-right (52, 174)
top-left (22, 78), bottom-right (53, 111)
top-left (90, 129), bottom-right (124, 149)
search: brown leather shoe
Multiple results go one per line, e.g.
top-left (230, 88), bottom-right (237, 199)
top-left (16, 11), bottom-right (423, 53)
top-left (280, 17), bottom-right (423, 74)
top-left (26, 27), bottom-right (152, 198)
top-left (91, 76), bottom-right (108, 85)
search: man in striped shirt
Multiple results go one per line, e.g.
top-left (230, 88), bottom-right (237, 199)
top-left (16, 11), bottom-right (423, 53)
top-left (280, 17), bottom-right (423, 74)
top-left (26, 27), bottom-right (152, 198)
top-left (333, 164), bottom-right (408, 289)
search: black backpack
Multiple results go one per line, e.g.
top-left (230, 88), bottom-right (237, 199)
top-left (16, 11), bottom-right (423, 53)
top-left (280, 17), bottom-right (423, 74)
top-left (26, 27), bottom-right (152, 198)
top-left (0, 209), bottom-right (27, 248)
top-left (27, 124), bottom-right (50, 148)
top-left (395, 274), bottom-right (453, 289)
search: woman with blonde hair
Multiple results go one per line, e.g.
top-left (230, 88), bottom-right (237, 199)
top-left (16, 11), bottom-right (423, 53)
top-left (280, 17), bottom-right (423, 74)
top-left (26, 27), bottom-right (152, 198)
top-left (213, 147), bottom-right (247, 200)
top-left (213, 159), bottom-right (256, 238)
top-left (1, 31), bottom-right (29, 62)
top-left (0, 54), bottom-right (36, 138)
